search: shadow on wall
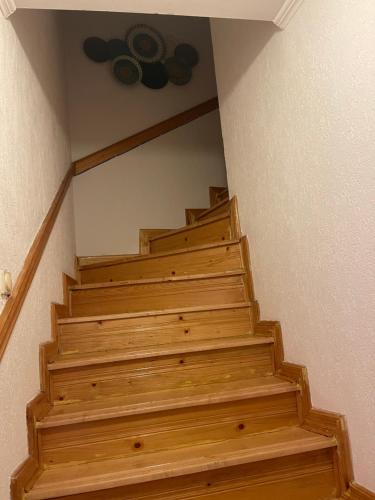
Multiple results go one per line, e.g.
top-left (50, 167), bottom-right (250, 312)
top-left (212, 19), bottom-right (278, 101)
top-left (9, 10), bottom-right (68, 131)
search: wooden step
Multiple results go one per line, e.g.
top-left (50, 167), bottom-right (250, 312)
top-left (149, 214), bottom-right (233, 253)
top-left (69, 271), bottom-right (248, 317)
top-left (39, 380), bottom-right (299, 470)
top-left (49, 335), bottom-right (273, 370)
top-left (210, 186), bottom-right (228, 206)
top-left (48, 341), bottom-right (274, 406)
top-left (38, 376), bottom-right (298, 429)
top-left (58, 303), bottom-right (254, 355)
top-left (195, 199), bottom-right (231, 222)
top-left (185, 207), bottom-right (206, 224)
top-left (77, 254), bottom-right (138, 269)
top-left (79, 240), bottom-right (241, 284)
top-left (25, 427), bottom-right (336, 499)
top-left (33, 449), bottom-right (338, 499)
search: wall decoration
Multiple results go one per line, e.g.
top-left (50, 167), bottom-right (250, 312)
top-left (113, 55), bottom-right (143, 85)
top-left (140, 61), bottom-right (168, 89)
top-left (175, 43), bottom-right (199, 68)
top-left (82, 24), bottom-right (200, 90)
top-left (83, 37), bottom-right (109, 63)
top-left (108, 39), bottom-right (131, 60)
top-left (164, 57), bottom-right (192, 86)
top-left (126, 24), bottom-right (166, 63)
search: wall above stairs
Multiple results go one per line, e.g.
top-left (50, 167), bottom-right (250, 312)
top-left (63, 11), bottom-right (227, 257)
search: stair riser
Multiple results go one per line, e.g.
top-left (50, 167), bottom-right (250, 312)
top-left (70, 275), bottom-right (247, 317)
top-left (80, 243), bottom-right (241, 284)
top-left (46, 449), bottom-right (337, 500)
top-left (196, 201), bottom-right (230, 222)
top-left (58, 307), bottom-right (253, 355)
top-left (50, 345), bottom-right (274, 404)
top-left (41, 393), bottom-right (298, 468)
top-left (150, 216), bottom-right (232, 253)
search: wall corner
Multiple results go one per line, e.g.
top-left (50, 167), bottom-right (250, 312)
top-left (0, 0), bottom-right (16, 18)
top-left (273, 0), bottom-right (303, 29)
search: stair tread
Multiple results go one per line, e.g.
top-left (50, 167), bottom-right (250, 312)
top-left (58, 301), bottom-right (252, 325)
top-left (26, 426), bottom-right (336, 499)
top-left (80, 240), bottom-right (240, 271)
top-left (70, 269), bottom-right (245, 291)
top-left (148, 212), bottom-right (230, 243)
top-left (195, 198), bottom-right (230, 222)
top-left (37, 376), bottom-right (297, 428)
top-left (49, 335), bottom-right (274, 370)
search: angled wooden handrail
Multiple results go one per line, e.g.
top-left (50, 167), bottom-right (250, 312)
top-left (0, 164), bottom-right (75, 361)
top-left (74, 97), bottom-right (219, 176)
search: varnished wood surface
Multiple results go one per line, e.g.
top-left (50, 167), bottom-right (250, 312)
top-left (45, 450), bottom-right (337, 500)
top-left (195, 199), bottom-right (230, 222)
top-left (74, 97), bottom-right (219, 175)
top-left (13, 189), bottom-right (373, 499)
top-left (26, 427), bottom-right (336, 499)
top-left (149, 214), bottom-right (232, 253)
top-left (49, 335), bottom-right (272, 370)
top-left (40, 391), bottom-right (299, 468)
top-left (80, 241), bottom-right (242, 284)
top-left (209, 186), bottom-right (228, 207)
top-left (58, 303), bottom-right (254, 355)
top-left (0, 165), bottom-right (74, 360)
top-left (38, 376), bottom-right (298, 429)
top-left (69, 271), bottom-right (247, 317)
top-left (343, 483), bottom-right (375, 499)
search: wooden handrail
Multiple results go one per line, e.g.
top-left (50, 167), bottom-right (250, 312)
top-left (0, 164), bottom-right (74, 361)
top-left (74, 97), bottom-right (219, 176)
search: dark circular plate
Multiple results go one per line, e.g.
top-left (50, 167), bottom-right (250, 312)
top-left (175, 43), bottom-right (199, 68)
top-left (165, 57), bottom-right (192, 86)
top-left (83, 37), bottom-right (109, 63)
top-left (126, 24), bottom-right (166, 63)
top-left (141, 62), bottom-right (168, 89)
top-left (108, 39), bottom-right (131, 60)
top-left (113, 55), bottom-right (143, 85)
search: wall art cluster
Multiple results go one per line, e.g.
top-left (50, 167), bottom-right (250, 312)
top-left (83, 24), bottom-right (200, 90)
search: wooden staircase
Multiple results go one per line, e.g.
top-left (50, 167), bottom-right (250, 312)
top-left (11, 188), bottom-right (367, 499)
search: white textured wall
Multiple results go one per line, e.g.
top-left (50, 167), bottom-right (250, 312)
top-left (64, 11), bottom-right (226, 256)
top-left (211, 0), bottom-right (375, 491)
top-left (0, 11), bottom-right (75, 498)
top-left (73, 111), bottom-right (227, 255)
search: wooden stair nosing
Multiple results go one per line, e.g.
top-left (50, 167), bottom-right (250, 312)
top-left (36, 376), bottom-right (297, 429)
top-left (148, 213), bottom-right (231, 243)
top-left (57, 302), bottom-right (253, 325)
top-left (25, 427), bottom-right (336, 499)
top-left (195, 198), bottom-right (230, 222)
top-left (79, 240), bottom-right (240, 272)
top-left (69, 269), bottom-right (246, 292)
top-left (48, 335), bottom-right (273, 370)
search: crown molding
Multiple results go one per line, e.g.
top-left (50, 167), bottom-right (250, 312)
top-left (0, 0), bottom-right (16, 17)
top-left (273, 0), bottom-right (303, 29)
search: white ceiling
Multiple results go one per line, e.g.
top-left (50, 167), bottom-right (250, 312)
top-left (0, 0), bottom-right (303, 28)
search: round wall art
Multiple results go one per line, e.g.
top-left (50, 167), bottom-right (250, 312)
top-left (83, 24), bottom-right (200, 90)
top-left (113, 55), bottom-right (143, 85)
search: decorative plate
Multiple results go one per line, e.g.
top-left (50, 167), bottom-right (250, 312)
top-left (141, 62), bottom-right (168, 89)
top-left (175, 43), bottom-right (199, 68)
top-left (165, 57), bottom-right (192, 86)
top-left (126, 24), bottom-right (166, 63)
top-left (83, 37), bottom-right (109, 63)
top-left (113, 55), bottom-right (143, 85)
top-left (108, 39), bottom-right (131, 60)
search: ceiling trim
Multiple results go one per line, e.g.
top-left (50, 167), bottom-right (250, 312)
top-left (0, 0), bottom-right (16, 17)
top-left (273, 0), bottom-right (304, 29)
